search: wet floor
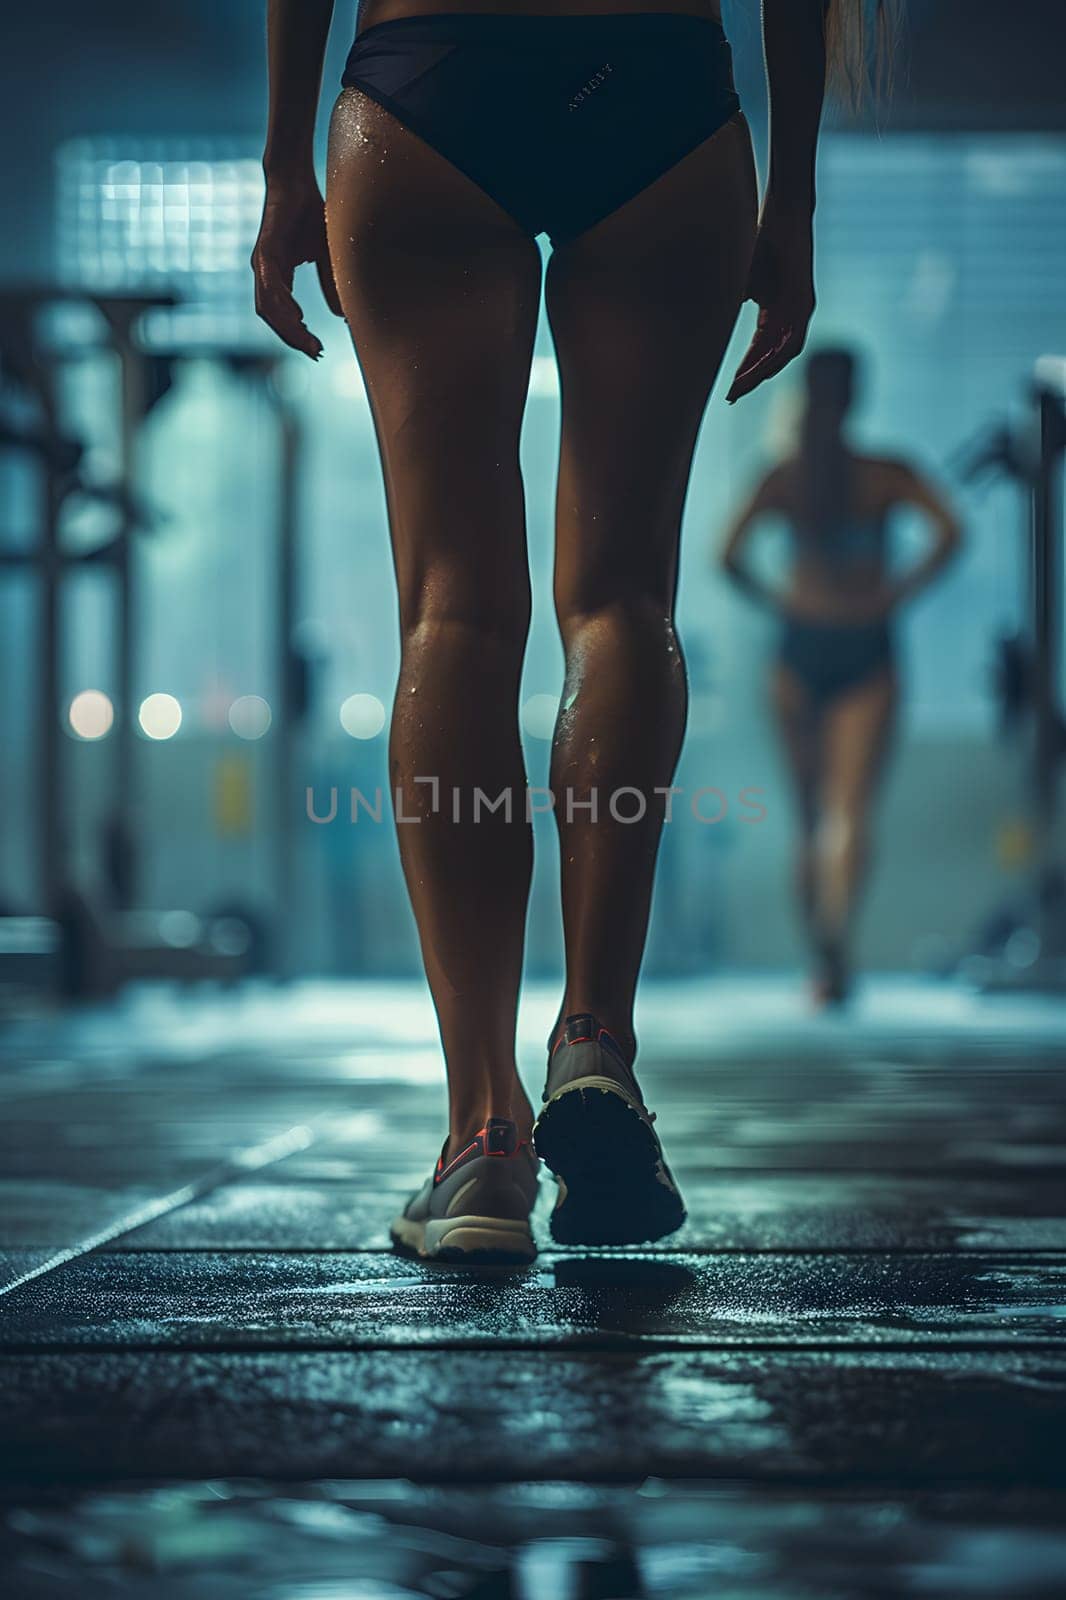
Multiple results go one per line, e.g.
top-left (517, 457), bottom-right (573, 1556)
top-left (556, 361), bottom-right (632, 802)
top-left (1, 977), bottom-right (1065, 1596)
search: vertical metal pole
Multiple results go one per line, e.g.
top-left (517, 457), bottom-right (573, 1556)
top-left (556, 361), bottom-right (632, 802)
top-left (114, 329), bottom-right (142, 910)
top-left (1032, 388), bottom-right (1062, 842)
top-left (1030, 384), bottom-right (1064, 959)
top-left (97, 294), bottom-right (176, 910)
top-left (276, 383), bottom-right (300, 979)
top-left (39, 374), bottom-right (63, 916)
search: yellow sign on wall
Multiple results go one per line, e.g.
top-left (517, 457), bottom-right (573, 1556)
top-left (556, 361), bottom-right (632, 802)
top-left (213, 754), bottom-right (254, 836)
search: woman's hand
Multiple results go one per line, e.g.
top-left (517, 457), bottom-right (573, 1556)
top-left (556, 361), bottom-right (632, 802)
top-left (726, 207), bottom-right (815, 404)
top-left (251, 178), bottom-right (343, 359)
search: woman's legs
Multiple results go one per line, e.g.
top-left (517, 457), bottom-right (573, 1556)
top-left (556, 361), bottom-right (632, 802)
top-left (816, 667), bottom-right (898, 963)
top-left (543, 115), bottom-right (757, 1062)
top-left (770, 662), bottom-right (823, 945)
top-left (326, 92), bottom-right (542, 1156)
top-left (774, 661), bottom-right (897, 991)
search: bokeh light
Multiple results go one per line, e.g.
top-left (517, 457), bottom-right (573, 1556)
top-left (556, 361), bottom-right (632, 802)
top-left (340, 693), bottom-right (386, 740)
top-left (68, 690), bottom-right (114, 741)
top-left (521, 694), bottom-right (559, 741)
top-left (228, 695), bottom-right (272, 740)
top-left (138, 693), bottom-right (183, 740)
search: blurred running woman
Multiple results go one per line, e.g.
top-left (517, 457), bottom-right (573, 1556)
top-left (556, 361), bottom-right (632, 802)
top-left (718, 348), bottom-right (962, 1004)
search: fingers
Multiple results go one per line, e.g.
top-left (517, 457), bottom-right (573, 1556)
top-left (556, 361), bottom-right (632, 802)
top-left (726, 329), bottom-right (795, 404)
top-left (726, 307), bottom-right (812, 404)
top-left (725, 309), bottom-right (777, 404)
top-left (253, 253), bottom-right (323, 360)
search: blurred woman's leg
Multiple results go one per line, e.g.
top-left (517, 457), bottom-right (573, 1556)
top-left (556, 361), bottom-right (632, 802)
top-left (817, 667), bottom-right (898, 965)
top-left (771, 662), bottom-right (823, 945)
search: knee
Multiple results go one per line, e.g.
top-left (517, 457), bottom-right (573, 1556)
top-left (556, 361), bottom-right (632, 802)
top-left (399, 580), bottom-right (530, 666)
top-left (819, 805), bottom-right (868, 861)
top-left (554, 575), bottom-right (675, 645)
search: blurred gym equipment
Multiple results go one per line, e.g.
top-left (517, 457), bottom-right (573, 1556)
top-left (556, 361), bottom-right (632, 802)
top-left (0, 288), bottom-right (259, 998)
top-left (954, 361), bottom-right (1066, 991)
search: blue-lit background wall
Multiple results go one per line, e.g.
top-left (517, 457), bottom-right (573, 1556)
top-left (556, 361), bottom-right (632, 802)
top-left (2, 3), bottom-right (1064, 977)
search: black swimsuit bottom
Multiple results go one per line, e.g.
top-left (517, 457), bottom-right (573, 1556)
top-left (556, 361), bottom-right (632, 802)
top-left (341, 12), bottom-right (741, 247)
top-left (778, 617), bottom-right (896, 707)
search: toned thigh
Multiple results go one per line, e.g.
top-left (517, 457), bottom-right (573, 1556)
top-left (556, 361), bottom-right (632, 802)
top-left (821, 667), bottom-right (899, 819)
top-left (771, 662), bottom-right (823, 832)
top-left (544, 113), bottom-right (757, 611)
top-left (325, 89), bottom-right (543, 621)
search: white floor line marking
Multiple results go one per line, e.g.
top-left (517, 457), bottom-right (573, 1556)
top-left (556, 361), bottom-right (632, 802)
top-left (0, 1123), bottom-right (315, 1299)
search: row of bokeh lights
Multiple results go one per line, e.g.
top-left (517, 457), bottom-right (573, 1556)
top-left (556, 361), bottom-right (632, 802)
top-left (66, 690), bottom-right (562, 742)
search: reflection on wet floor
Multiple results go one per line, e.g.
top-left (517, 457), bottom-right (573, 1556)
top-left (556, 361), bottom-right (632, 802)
top-left (6, 1479), bottom-right (1066, 1598)
top-left (1, 978), bottom-right (1065, 1593)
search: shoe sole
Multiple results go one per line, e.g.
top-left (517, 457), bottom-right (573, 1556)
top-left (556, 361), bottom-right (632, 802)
top-left (533, 1078), bottom-right (686, 1246)
top-left (390, 1212), bottom-right (537, 1264)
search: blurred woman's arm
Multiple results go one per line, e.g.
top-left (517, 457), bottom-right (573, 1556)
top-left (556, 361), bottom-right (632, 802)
top-left (886, 461), bottom-right (964, 605)
top-left (252, 0), bottom-right (343, 358)
top-left (717, 470), bottom-right (787, 609)
top-left (726, 0), bottom-right (828, 403)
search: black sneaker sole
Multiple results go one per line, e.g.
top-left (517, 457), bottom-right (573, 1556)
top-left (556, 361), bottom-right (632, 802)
top-left (533, 1083), bottom-right (686, 1246)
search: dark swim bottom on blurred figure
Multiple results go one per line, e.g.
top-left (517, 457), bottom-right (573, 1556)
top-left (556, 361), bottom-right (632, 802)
top-left (341, 12), bottom-right (741, 247)
top-left (778, 617), bottom-right (895, 706)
